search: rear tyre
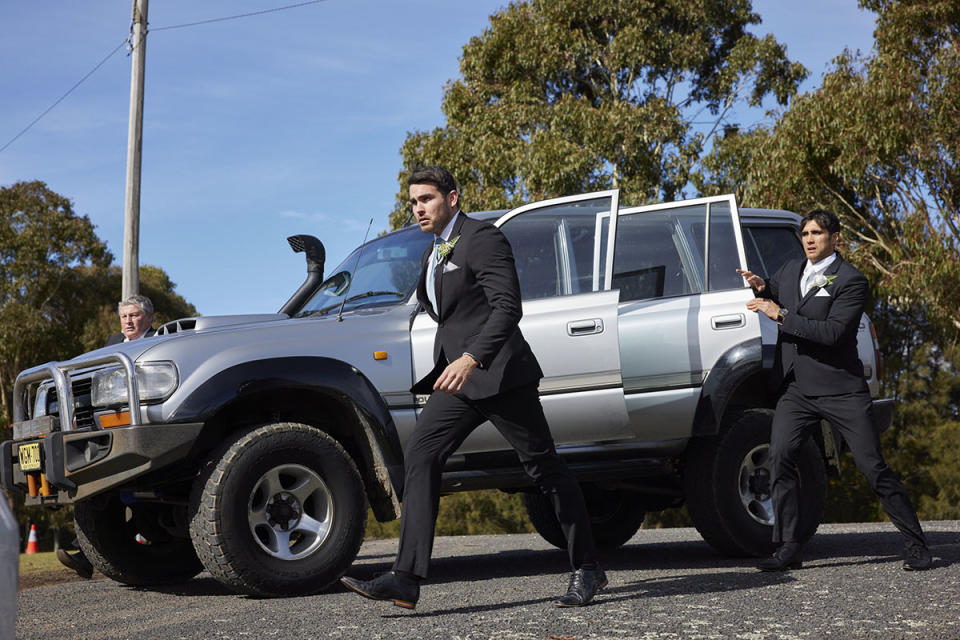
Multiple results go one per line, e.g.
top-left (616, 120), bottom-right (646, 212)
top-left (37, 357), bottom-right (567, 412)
top-left (685, 409), bottom-right (826, 557)
top-left (523, 484), bottom-right (646, 550)
top-left (189, 422), bottom-right (366, 597)
top-left (74, 496), bottom-right (202, 585)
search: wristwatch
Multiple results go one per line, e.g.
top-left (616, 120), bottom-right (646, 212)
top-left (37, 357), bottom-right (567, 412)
top-left (776, 307), bottom-right (788, 325)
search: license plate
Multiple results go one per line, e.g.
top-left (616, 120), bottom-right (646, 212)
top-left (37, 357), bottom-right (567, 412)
top-left (18, 442), bottom-right (42, 472)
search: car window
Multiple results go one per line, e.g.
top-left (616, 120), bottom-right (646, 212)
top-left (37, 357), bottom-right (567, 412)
top-left (705, 201), bottom-right (745, 291)
top-left (613, 205), bottom-right (707, 301)
top-left (743, 226), bottom-right (803, 279)
top-left (499, 197), bottom-right (614, 301)
top-left (296, 227), bottom-right (432, 316)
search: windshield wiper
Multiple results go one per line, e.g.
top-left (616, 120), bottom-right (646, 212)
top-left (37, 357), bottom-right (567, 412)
top-left (299, 290), bottom-right (405, 318)
top-left (343, 290), bottom-right (405, 303)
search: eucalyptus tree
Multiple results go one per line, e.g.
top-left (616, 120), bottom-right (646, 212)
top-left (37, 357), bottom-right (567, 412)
top-left (390, 0), bottom-right (806, 227)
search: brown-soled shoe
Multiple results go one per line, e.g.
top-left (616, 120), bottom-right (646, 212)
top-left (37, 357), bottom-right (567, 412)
top-left (55, 547), bottom-right (94, 579)
top-left (554, 567), bottom-right (607, 607)
top-left (340, 571), bottom-right (420, 609)
top-left (758, 543), bottom-right (803, 572)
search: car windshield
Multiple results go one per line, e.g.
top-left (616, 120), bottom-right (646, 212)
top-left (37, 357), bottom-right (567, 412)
top-left (295, 226), bottom-right (432, 317)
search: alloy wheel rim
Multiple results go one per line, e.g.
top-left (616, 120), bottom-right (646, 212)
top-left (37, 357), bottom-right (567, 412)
top-left (738, 444), bottom-right (774, 526)
top-left (247, 463), bottom-right (333, 560)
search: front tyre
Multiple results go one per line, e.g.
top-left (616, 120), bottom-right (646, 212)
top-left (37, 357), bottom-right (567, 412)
top-left (74, 497), bottom-right (202, 585)
top-left (684, 409), bottom-right (826, 557)
top-left (189, 422), bottom-right (366, 597)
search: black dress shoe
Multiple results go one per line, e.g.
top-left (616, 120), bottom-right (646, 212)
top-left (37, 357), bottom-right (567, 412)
top-left (340, 571), bottom-right (420, 609)
top-left (554, 567), bottom-right (607, 607)
top-left (758, 544), bottom-right (803, 571)
top-left (903, 542), bottom-right (932, 571)
top-left (55, 548), bottom-right (94, 579)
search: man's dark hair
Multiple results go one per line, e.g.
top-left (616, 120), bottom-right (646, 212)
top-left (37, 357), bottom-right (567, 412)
top-left (801, 208), bottom-right (841, 234)
top-left (408, 165), bottom-right (457, 195)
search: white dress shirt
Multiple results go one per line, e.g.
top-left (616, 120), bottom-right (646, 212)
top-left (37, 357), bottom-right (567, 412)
top-left (800, 252), bottom-right (837, 295)
top-left (425, 211), bottom-right (460, 312)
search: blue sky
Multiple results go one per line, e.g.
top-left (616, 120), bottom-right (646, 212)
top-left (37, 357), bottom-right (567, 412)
top-left (1, 1), bottom-right (877, 317)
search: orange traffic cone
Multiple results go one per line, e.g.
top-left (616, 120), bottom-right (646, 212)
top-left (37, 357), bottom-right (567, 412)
top-left (25, 524), bottom-right (39, 554)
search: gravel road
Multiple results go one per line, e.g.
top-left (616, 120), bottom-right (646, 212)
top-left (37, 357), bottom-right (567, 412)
top-left (15, 521), bottom-right (960, 640)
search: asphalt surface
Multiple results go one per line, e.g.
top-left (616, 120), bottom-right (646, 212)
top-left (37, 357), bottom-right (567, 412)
top-left (15, 521), bottom-right (960, 640)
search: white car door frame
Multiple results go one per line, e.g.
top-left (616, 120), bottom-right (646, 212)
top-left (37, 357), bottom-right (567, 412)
top-left (612, 194), bottom-right (755, 442)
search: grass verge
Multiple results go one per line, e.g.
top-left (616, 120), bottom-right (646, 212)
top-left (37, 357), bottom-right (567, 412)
top-left (19, 551), bottom-right (63, 575)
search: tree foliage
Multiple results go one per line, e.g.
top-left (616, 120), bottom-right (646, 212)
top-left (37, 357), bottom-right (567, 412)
top-left (390, 0), bottom-right (806, 227)
top-left (0, 181), bottom-right (112, 428)
top-left (703, 0), bottom-right (960, 335)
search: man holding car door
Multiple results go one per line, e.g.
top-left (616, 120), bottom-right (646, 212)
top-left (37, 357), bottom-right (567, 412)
top-left (738, 209), bottom-right (931, 572)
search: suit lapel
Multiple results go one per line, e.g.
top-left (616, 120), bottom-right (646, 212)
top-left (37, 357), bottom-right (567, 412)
top-left (417, 244), bottom-right (438, 321)
top-left (797, 255), bottom-right (842, 312)
top-left (435, 214), bottom-right (467, 319)
top-left (786, 259), bottom-right (805, 308)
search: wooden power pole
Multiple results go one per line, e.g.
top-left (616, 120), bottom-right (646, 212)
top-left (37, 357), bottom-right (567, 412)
top-left (122, 0), bottom-right (148, 299)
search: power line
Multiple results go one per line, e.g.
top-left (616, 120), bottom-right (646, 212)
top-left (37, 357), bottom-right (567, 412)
top-left (0, 39), bottom-right (128, 154)
top-left (0, 0), bottom-right (327, 155)
top-left (151, 0), bottom-right (327, 31)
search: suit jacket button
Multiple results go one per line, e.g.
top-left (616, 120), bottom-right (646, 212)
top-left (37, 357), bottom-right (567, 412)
top-left (438, 322), bottom-right (444, 328)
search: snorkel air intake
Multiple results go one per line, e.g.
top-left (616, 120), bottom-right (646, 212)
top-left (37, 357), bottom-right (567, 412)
top-left (279, 234), bottom-right (325, 316)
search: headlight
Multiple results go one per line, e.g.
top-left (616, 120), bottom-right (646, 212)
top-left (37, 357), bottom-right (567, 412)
top-left (91, 362), bottom-right (179, 407)
top-left (33, 385), bottom-right (49, 418)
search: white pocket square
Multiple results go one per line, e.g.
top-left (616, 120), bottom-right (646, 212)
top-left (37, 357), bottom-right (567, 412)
top-left (814, 287), bottom-right (831, 297)
top-left (443, 262), bottom-right (460, 273)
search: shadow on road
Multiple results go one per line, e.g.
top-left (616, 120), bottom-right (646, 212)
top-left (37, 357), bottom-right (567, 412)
top-left (114, 527), bottom-right (958, 601)
top-left (388, 568), bottom-right (800, 618)
top-left (125, 576), bottom-right (236, 597)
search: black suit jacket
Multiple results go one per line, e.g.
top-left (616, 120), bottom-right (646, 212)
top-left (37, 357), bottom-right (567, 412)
top-left (105, 327), bottom-right (155, 347)
top-left (760, 254), bottom-right (869, 396)
top-left (411, 214), bottom-right (542, 399)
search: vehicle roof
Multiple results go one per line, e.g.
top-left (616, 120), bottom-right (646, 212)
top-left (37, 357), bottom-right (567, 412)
top-left (390, 205), bottom-right (799, 237)
top-left (430, 207), bottom-right (800, 223)
top-left (738, 207), bottom-right (801, 224)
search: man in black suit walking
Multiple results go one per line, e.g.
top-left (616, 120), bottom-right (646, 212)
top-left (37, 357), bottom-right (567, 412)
top-left (738, 209), bottom-right (931, 572)
top-left (341, 166), bottom-right (605, 609)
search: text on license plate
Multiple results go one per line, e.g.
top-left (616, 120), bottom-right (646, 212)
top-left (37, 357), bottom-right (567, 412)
top-left (18, 443), bottom-right (42, 472)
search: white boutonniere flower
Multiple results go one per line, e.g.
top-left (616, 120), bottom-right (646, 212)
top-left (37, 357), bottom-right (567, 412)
top-left (438, 235), bottom-right (460, 261)
top-left (812, 274), bottom-right (838, 289)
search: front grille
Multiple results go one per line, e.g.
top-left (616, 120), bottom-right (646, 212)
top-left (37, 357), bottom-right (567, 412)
top-left (48, 377), bottom-right (96, 430)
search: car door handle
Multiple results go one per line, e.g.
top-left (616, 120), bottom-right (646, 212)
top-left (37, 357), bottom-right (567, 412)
top-left (711, 313), bottom-right (745, 330)
top-left (567, 319), bottom-right (604, 336)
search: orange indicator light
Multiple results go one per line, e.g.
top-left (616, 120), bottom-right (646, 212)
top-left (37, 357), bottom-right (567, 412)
top-left (100, 411), bottom-right (131, 428)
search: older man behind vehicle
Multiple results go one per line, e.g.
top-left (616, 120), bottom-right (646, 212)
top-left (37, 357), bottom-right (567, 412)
top-left (57, 294), bottom-right (157, 577)
top-left (106, 294), bottom-right (156, 345)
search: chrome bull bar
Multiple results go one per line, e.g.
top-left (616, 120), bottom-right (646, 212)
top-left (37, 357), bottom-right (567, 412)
top-left (12, 352), bottom-right (142, 432)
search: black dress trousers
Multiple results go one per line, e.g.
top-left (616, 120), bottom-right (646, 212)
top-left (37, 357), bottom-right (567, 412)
top-left (392, 383), bottom-right (598, 579)
top-left (769, 379), bottom-right (926, 548)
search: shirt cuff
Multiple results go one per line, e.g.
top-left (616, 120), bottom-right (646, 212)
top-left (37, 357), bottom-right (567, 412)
top-left (463, 352), bottom-right (482, 368)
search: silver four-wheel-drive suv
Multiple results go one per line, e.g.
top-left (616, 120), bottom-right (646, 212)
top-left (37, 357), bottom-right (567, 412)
top-left (3, 191), bottom-right (891, 596)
